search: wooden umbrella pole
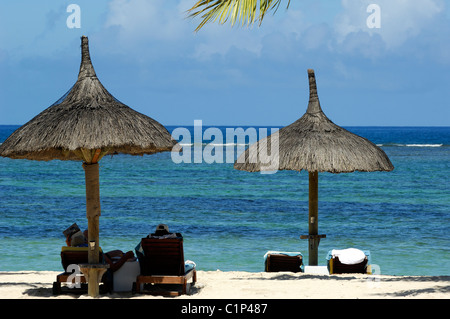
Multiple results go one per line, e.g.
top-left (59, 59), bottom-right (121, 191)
top-left (309, 171), bottom-right (319, 236)
top-left (82, 162), bottom-right (106, 297)
top-left (83, 162), bottom-right (101, 263)
top-left (300, 171), bottom-right (325, 265)
top-left (308, 171), bottom-right (319, 265)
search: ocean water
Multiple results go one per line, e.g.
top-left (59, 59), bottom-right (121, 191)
top-left (0, 125), bottom-right (449, 276)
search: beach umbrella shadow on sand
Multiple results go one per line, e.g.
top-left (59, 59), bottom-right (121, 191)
top-left (234, 69), bottom-right (394, 266)
top-left (0, 36), bottom-right (176, 297)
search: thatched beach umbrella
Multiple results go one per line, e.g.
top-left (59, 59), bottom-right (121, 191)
top-left (234, 69), bottom-right (394, 266)
top-left (0, 36), bottom-right (176, 296)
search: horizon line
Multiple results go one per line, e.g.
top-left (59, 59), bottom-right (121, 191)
top-left (1, 124), bottom-right (449, 128)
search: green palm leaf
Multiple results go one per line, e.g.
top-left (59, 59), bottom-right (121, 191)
top-left (187, 0), bottom-right (291, 31)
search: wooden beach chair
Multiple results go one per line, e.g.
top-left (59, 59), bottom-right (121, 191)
top-left (52, 246), bottom-right (112, 295)
top-left (264, 251), bottom-right (303, 273)
top-left (327, 248), bottom-right (371, 274)
top-left (134, 237), bottom-right (196, 296)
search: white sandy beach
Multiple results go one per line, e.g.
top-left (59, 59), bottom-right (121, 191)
top-left (1, 270), bottom-right (448, 299)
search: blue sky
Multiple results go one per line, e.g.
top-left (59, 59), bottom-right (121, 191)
top-left (0, 0), bottom-right (449, 126)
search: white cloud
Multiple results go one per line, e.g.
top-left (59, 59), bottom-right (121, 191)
top-left (104, 0), bottom-right (264, 60)
top-left (105, 0), bottom-right (190, 42)
top-left (335, 0), bottom-right (445, 49)
top-left (191, 25), bottom-right (264, 60)
top-left (100, 0), bottom-right (449, 66)
top-left (103, 1), bottom-right (311, 61)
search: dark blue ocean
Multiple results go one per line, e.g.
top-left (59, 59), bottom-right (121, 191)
top-left (0, 125), bottom-right (449, 276)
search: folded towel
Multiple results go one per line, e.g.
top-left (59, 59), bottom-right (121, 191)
top-left (185, 260), bottom-right (196, 272)
top-left (264, 251), bottom-right (302, 261)
top-left (330, 248), bottom-right (367, 265)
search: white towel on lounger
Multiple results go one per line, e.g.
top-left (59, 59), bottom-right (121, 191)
top-left (331, 248), bottom-right (366, 265)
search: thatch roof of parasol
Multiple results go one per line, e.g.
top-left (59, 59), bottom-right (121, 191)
top-left (0, 36), bottom-right (176, 163)
top-left (234, 69), bottom-right (394, 174)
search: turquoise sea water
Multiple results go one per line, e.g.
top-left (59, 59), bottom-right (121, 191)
top-left (0, 125), bottom-right (449, 276)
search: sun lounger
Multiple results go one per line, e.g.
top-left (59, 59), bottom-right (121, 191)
top-left (134, 237), bottom-right (196, 296)
top-left (326, 248), bottom-right (371, 274)
top-left (52, 246), bottom-right (112, 294)
top-left (264, 251), bottom-right (303, 273)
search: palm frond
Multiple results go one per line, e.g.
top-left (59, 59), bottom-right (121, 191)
top-left (187, 0), bottom-right (290, 32)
